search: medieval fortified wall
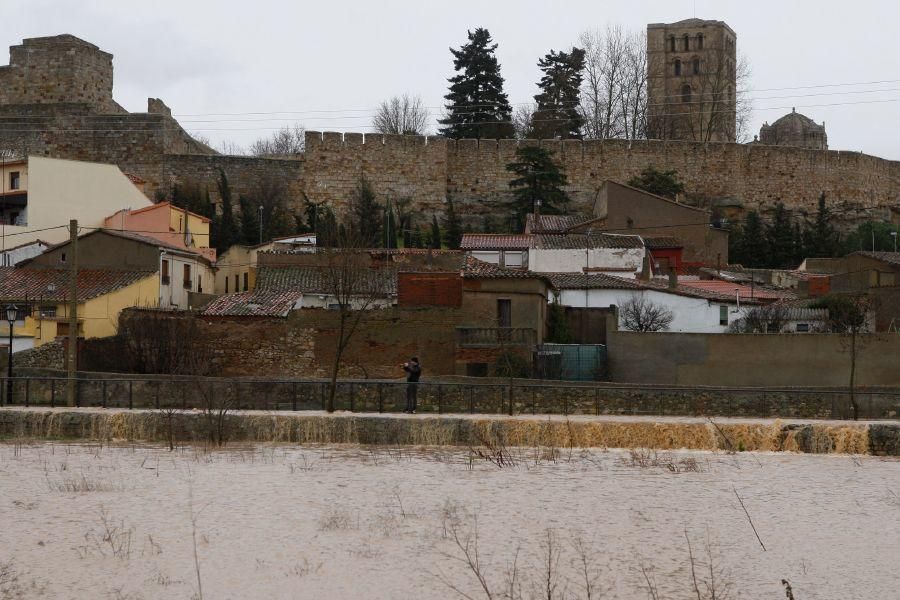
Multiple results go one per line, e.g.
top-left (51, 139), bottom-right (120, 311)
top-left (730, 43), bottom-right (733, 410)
top-left (0, 35), bottom-right (897, 228)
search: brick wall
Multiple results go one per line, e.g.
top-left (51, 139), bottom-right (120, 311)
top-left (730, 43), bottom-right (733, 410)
top-left (398, 273), bottom-right (462, 307)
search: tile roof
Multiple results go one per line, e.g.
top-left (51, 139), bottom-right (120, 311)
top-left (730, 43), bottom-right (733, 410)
top-left (462, 256), bottom-right (546, 281)
top-left (644, 236), bottom-right (684, 249)
top-left (201, 290), bottom-right (302, 317)
top-left (255, 265), bottom-right (397, 297)
top-left (852, 251), bottom-right (900, 267)
top-left (675, 279), bottom-right (794, 302)
top-left (546, 272), bottom-right (643, 290)
top-left (460, 234), bottom-right (533, 250)
top-left (524, 214), bottom-right (589, 234)
top-left (533, 233), bottom-right (644, 250)
top-left (0, 268), bottom-right (156, 302)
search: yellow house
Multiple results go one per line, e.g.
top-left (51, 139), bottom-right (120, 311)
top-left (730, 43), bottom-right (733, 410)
top-left (0, 267), bottom-right (159, 348)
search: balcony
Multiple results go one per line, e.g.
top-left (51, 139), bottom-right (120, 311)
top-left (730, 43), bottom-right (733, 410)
top-left (456, 327), bottom-right (537, 348)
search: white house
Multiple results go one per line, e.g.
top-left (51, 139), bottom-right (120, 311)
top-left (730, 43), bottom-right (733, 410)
top-left (254, 265), bottom-right (396, 309)
top-left (0, 239), bottom-right (49, 266)
top-left (547, 273), bottom-right (753, 333)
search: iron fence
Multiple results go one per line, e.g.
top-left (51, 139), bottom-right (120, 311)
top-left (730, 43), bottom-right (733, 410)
top-left (1, 375), bottom-right (898, 420)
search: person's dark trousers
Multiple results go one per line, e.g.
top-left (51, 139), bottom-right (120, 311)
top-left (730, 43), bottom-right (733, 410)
top-left (405, 383), bottom-right (418, 412)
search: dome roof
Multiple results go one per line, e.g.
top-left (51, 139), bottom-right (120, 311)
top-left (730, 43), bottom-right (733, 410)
top-left (768, 108), bottom-right (824, 132)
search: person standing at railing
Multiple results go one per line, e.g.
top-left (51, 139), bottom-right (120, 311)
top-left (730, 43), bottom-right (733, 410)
top-left (402, 357), bottom-right (421, 414)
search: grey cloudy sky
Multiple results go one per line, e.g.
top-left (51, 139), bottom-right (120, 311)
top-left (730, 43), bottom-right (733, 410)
top-left (3, 0), bottom-right (899, 159)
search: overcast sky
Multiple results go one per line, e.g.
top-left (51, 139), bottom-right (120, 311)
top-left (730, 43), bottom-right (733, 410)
top-left (3, 0), bottom-right (899, 159)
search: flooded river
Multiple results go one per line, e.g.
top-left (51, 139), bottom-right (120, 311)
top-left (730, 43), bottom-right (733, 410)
top-left (0, 442), bottom-right (896, 599)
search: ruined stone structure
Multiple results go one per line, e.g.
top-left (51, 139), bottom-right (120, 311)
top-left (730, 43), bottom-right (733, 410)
top-left (0, 34), bottom-right (897, 231)
top-left (647, 18), bottom-right (737, 142)
top-left (758, 108), bottom-right (828, 150)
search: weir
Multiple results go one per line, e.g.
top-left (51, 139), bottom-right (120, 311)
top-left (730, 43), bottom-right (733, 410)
top-left (1, 408), bottom-right (897, 455)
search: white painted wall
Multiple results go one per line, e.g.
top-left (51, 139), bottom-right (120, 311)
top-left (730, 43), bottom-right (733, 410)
top-left (1, 156), bottom-right (154, 247)
top-left (0, 241), bottom-right (48, 266)
top-left (554, 287), bottom-right (742, 333)
top-left (294, 295), bottom-right (394, 310)
top-left (159, 251), bottom-right (215, 310)
top-left (530, 247), bottom-right (645, 275)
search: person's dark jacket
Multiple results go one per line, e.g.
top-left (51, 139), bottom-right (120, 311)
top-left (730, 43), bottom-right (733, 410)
top-left (403, 362), bottom-right (421, 382)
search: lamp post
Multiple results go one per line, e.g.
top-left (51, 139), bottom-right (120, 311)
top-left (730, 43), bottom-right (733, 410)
top-left (5, 304), bottom-right (16, 404)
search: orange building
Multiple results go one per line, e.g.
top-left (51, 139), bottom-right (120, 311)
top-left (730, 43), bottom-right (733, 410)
top-left (103, 202), bottom-right (215, 261)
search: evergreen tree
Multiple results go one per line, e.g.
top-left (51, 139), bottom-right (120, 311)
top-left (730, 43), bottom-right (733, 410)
top-left (349, 176), bottom-right (382, 247)
top-left (546, 300), bottom-right (572, 343)
top-left (481, 215), bottom-right (498, 234)
top-left (766, 202), bottom-right (796, 268)
top-left (382, 199), bottom-right (399, 249)
top-left (506, 146), bottom-right (570, 220)
top-left (439, 28), bottom-right (515, 139)
top-left (238, 195), bottom-right (260, 245)
top-left (442, 197), bottom-right (463, 249)
top-left (430, 215), bottom-right (442, 249)
top-left (214, 170), bottom-right (240, 255)
top-left (842, 221), bottom-right (899, 254)
top-left (737, 211), bottom-right (768, 267)
top-left (531, 48), bottom-right (586, 139)
top-left (626, 167), bottom-right (685, 200)
top-left (803, 193), bottom-right (842, 258)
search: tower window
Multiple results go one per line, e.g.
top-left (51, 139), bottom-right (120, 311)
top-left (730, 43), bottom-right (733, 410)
top-left (674, 59), bottom-right (682, 76)
top-left (683, 34), bottom-right (690, 51)
top-left (681, 85), bottom-right (692, 103)
top-left (693, 58), bottom-right (700, 75)
top-left (669, 36), bottom-right (676, 52)
top-left (697, 34), bottom-right (704, 49)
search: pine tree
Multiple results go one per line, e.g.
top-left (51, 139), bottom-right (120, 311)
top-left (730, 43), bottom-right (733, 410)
top-left (738, 211), bottom-right (768, 267)
top-left (803, 193), bottom-right (842, 258)
top-left (382, 199), bottom-right (399, 249)
top-left (442, 197), bottom-right (463, 249)
top-left (627, 167), bottom-right (685, 200)
top-left (349, 176), bottom-right (382, 247)
top-left (531, 48), bottom-right (586, 139)
top-left (430, 215), bottom-right (442, 249)
top-left (506, 146), bottom-right (570, 220)
top-left (439, 28), bottom-right (515, 139)
top-left (767, 202), bottom-right (796, 268)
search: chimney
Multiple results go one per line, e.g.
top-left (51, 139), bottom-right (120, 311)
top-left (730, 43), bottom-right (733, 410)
top-left (668, 268), bottom-right (678, 290)
top-left (638, 253), bottom-right (652, 281)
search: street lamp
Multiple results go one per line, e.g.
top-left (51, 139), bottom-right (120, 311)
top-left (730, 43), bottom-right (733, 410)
top-left (5, 304), bottom-right (17, 404)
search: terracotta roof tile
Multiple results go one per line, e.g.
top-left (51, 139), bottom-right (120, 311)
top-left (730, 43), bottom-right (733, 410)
top-left (852, 251), bottom-right (900, 267)
top-left (644, 236), bottom-right (683, 249)
top-left (462, 256), bottom-right (547, 282)
top-left (255, 266), bottom-right (397, 297)
top-left (524, 214), bottom-right (589, 234)
top-left (546, 272), bottom-right (643, 290)
top-left (202, 290), bottom-right (302, 317)
top-left (0, 268), bottom-right (155, 302)
top-left (460, 234), bottom-right (532, 250)
top-left (533, 233), bottom-right (644, 250)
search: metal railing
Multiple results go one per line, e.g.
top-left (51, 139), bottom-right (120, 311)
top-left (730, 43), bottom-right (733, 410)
top-left (456, 327), bottom-right (537, 347)
top-left (2, 375), bottom-right (898, 420)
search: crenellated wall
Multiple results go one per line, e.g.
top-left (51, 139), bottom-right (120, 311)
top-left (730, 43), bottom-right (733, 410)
top-left (305, 131), bottom-right (900, 227)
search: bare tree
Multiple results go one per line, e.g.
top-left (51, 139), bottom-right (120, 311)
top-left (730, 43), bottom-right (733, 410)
top-left (249, 124), bottom-right (305, 156)
top-left (728, 302), bottom-right (789, 333)
top-left (512, 103), bottom-right (537, 140)
top-left (217, 139), bottom-right (246, 155)
top-left (825, 294), bottom-right (876, 420)
top-left (619, 295), bottom-right (674, 332)
top-left (578, 26), bottom-right (647, 140)
top-left (372, 94), bottom-right (430, 135)
top-left (320, 232), bottom-right (392, 412)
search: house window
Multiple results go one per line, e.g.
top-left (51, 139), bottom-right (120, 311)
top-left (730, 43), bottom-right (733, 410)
top-left (796, 323), bottom-right (809, 333)
top-left (681, 84), bottom-right (692, 103)
top-left (234, 275), bottom-right (239, 292)
top-left (225, 277), bottom-right (229, 293)
top-left (198, 275), bottom-right (202, 294)
top-left (161, 259), bottom-right (170, 284)
top-left (39, 305), bottom-right (56, 318)
top-left (60, 252), bottom-right (67, 264)
top-left (674, 59), bottom-right (682, 76)
top-left (693, 58), bottom-right (700, 75)
top-left (9, 172), bottom-right (20, 190)
top-left (497, 299), bottom-right (512, 328)
top-left (669, 36), bottom-right (676, 52)
top-left (683, 34), bottom-right (690, 51)
top-left (183, 264), bottom-right (191, 289)
top-left (697, 34), bottom-right (703, 49)
top-left (243, 272), bottom-right (249, 292)
top-left (719, 305), bottom-right (728, 326)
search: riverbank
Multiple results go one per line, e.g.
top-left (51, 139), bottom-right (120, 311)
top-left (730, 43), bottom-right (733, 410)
top-left (1, 407), bottom-right (898, 454)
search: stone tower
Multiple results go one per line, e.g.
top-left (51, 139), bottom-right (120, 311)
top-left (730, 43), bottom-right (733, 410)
top-left (646, 18), bottom-right (737, 142)
top-left (758, 108), bottom-right (828, 150)
top-left (0, 35), bottom-right (124, 114)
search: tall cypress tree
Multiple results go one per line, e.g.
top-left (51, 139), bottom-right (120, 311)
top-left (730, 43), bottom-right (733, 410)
top-left (531, 48), bottom-right (586, 139)
top-left (767, 202), bottom-right (796, 268)
top-left (238, 195), bottom-right (260, 245)
top-left (214, 170), bottom-right (240, 254)
top-left (439, 28), bottom-right (515, 139)
top-left (430, 215), bottom-right (442, 249)
top-left (442, 197), bottom-right (463, 249)
top-left (803, 193), bottom-right (841, 258)
top-left (506, 146), bottom-right (570, 220)
top-left (736, 211), bottom-right (767, 267)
